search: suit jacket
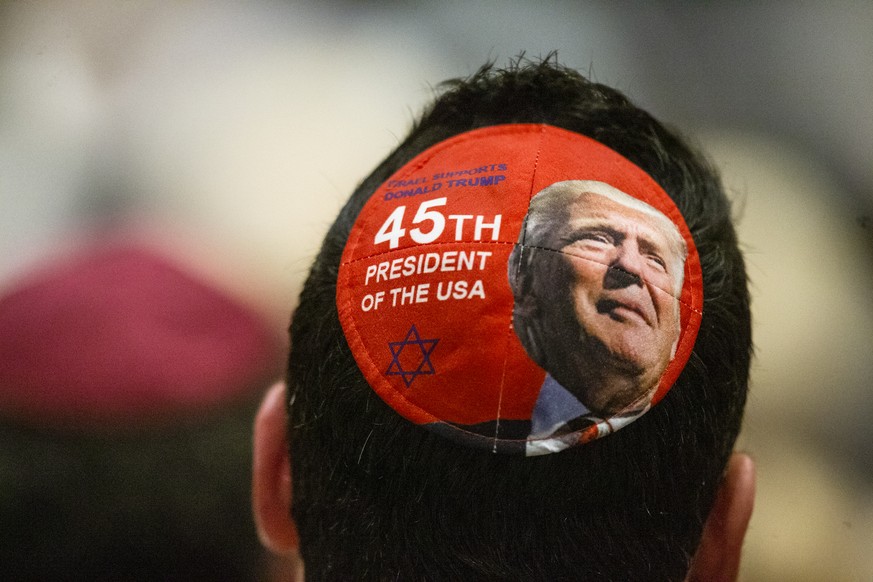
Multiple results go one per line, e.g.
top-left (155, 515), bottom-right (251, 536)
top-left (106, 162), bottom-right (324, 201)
top-left (525, 374), bottom-right (649, 456)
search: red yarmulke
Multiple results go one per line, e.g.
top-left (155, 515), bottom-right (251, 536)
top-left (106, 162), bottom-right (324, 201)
top-left (337, 124), bottom-right (703, 455)
top-left (0, 243), bottom-right (283, 427)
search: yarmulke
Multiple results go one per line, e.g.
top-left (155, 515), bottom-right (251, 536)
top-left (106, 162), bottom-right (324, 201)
top-left (0, 243), bottom-right (283, 427)
top-left (337, 124), bottom-right (702, 455)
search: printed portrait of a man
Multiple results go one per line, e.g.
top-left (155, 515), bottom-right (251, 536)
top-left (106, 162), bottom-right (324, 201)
top-left (508, 180), bottom-right (688, 449)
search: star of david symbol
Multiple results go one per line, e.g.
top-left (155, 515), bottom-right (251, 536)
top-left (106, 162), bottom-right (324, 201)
top-left (386, 324), bottom-right (439, 388)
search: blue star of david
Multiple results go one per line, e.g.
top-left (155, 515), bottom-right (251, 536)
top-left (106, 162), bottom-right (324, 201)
top-left (386, 324), bottom-right (439, 388)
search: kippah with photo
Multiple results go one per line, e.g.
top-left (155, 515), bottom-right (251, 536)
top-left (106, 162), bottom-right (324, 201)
top-left (336, 124), bottom-right (702, 455)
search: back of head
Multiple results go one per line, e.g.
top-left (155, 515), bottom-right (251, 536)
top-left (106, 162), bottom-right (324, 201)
top-left (0, 241), bottom-right (283, 580)
top-left (287, 58), bottom-right (750, 580)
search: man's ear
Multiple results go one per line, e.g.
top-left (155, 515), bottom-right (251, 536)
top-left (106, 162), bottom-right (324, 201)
top-left (686, 452), bottom-right (756, 582)
top-left (253, 382), bottom-right (299, 555)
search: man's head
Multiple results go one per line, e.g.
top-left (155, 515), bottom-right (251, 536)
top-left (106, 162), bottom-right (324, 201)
top-left (253, 58), bottom-right (753, 580)
top-left (0, 242), bottom-right (284, 580)
top-left (509, 180), bottom-right (688, 415)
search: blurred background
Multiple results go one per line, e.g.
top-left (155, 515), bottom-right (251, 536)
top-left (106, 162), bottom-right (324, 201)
top-left (1, 1), bottom-right (871, 580)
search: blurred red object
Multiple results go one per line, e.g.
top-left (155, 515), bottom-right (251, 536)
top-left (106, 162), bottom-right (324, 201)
top-left (0, 242), bottom-right (283, 428)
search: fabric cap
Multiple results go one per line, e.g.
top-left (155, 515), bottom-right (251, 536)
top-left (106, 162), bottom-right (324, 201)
top-left (0, 243), bottom-right (283, 427)
top-left (336, 124), bottom-right (703, 455)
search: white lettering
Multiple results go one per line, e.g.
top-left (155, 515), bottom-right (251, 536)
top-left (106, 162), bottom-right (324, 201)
top-left (364, 250), bottom-right (492, 285)
top-left (474, 215), bottom-right (502, 241)
top-left (448, 214), bottom-right (473, 240)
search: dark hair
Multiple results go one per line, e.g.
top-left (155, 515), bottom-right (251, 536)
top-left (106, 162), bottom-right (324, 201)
top-left (287, 57), bottom-right (751, 581)
top-left (0, 399), bottom-right (269, 582)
